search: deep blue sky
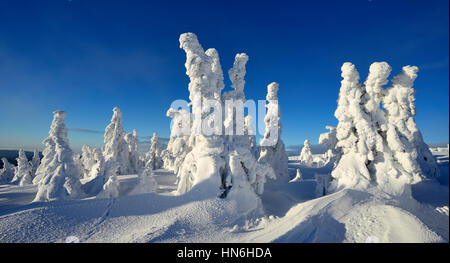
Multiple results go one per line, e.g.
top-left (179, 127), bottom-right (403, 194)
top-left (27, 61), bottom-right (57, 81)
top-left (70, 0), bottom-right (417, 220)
top-left (0, 0), bottom-right (448, 152)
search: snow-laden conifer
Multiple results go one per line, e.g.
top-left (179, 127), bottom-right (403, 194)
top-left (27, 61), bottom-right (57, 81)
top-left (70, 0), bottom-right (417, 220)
top-left (103, 107), bottom-right (130, 175)
top-left (33, 111), bottom-right (83, 202)
top-left (258, 82), bottom-right (288, 184)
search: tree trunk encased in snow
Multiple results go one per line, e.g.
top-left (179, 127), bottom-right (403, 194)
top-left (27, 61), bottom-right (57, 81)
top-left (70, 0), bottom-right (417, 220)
top-left (33, 111), bottom-right (83, 202)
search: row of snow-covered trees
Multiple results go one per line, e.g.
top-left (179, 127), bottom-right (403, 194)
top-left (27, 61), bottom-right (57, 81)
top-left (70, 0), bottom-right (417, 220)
top-left (0, 108), bottom-right (163, 202)
top-left (1, 33), bottom-right (439, 204)
top-left (0, 149), bottom-right (40, 186)
top-left (158, 33), bottom-right (289, 209)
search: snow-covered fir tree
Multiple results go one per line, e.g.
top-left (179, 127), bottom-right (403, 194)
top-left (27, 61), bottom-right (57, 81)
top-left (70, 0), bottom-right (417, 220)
top-left (328, 62), bottom-right (438, 195)
top-left (33, 111), bottom-right (83, 202)
top-left (145, 132), bottom-right (163, 170)
top-left (103, 107), bottom-right (130, 175)
top-left (176, 33), bottom-right (275, 206)
top-left (131, 159), bottom-right (158, 195)
top-left (30, 149), bottom-right (41, 178)
top-left (298, 139), bottom-right (314, 166)
top-left (81, 144), bottom-right (96, 178)
top-left (383, 65), bottom-right (439, 180)
top-left (97, 162), bottom-right (120, 198)
top-left (0, 158), bottom-right (15, 184)
top-left (258, 82), bottom-right (289, 184)
top-left (162, 108), bottom-right (191, 174)
top-left (12, 149), bottom-right (33, 186)
top-left (125, 129), bottom-right (141, 173)
top-left (80, 148), bottom-right (109, 196)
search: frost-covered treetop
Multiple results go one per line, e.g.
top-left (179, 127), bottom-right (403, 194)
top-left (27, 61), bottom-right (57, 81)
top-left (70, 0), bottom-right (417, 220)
top-left (266, 82), bottom-right (279, 100)
top-left (386, 66), bottom-right (419, 118)
top-left (205, 48), bottom-right (225, 100)
top-left (179, 32), bottom-right (216, 102)
top-left (364, 62), bottom-right (391, 94)
top-left (228, 53), bottom-right (249, 101)
top-left (48, 110), bottom-right (69, 146)
top-left (341, 62), bottom-right (360, 83)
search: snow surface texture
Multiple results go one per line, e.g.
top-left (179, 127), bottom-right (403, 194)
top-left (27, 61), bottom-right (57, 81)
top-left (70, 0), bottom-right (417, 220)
top-left (0, 146), bottom-right (447, 242)
top-left (33, 111), bottom-right (83, 202)
top-left (329, 62), bottom-right (439, 196)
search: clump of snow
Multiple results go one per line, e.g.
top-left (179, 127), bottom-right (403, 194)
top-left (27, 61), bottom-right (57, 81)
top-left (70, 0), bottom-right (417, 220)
top-left (33, 111), bottom-right (83, 202)
top-left (11, 149), bottom-right (32, 186)
top-left (290, 169), bottom-right (303, 182)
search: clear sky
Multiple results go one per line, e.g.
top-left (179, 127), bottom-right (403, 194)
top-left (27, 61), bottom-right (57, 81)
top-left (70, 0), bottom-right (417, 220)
top-left (0, 0), bottom-right (448, 152)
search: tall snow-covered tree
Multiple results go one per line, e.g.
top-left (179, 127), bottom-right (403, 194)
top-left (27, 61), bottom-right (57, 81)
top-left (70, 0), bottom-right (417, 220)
top-left (125, 129), bottom-right (141, 173)
top-left (30, 149), bottom-right (41, 178)
top-left (258, 82), bottom-right (289, 184)
top-left (145, 132), bottom-right (163, 170)
top-left (12, 149), bottom-right (33, 186)
top-left (383, 65), bottom-right (438, 180)
top-left (176, 33), bottom-right (275, 206)
top-left (0, 158), bottom-right (15, 184)
top-left (328, 62), bottom-right (437, 195)
top-left (33, 111), bottom-right (83, 202)
top-left (103, 107), bottom-right (130, 175)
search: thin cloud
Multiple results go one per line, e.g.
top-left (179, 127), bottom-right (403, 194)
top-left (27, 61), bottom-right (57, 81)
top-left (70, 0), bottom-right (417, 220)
top-left (68, 128), bottom-right (104, 134)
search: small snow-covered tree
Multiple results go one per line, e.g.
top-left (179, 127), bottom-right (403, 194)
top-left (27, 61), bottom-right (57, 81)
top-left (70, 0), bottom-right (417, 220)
top-left (319, 126), bottom-right (337, 152)
top-left (145, 132), bottom-right (163, 170)
top-left (298, 139), bottom-right (314, 166)
top-left (0, 158), bottom-right (15, 184)
top-left (12, 149), bottom-right (33, 186)
top-left (162, 108), bottom-right (191, 174)
top-left (103, 107), bottom-right (130, 175)
top-left (30, 149), bottom-right (41, 178)
top-left (130, 159), bottom-right (158, 195)
top-left (258, 82), bottom-right (289, 184)
top-left (97, 162), bottom-right (120, 198)
top-left (33, 111), bottom-right (83, 202)
top-left (80, 145), bottom-right (96, 178)
top-left (125, 129), bottom-right (141, 173)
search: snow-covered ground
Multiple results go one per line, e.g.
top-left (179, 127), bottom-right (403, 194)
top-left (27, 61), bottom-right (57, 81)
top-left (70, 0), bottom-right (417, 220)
top-left (0, 147), bottom-right (447, 243)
